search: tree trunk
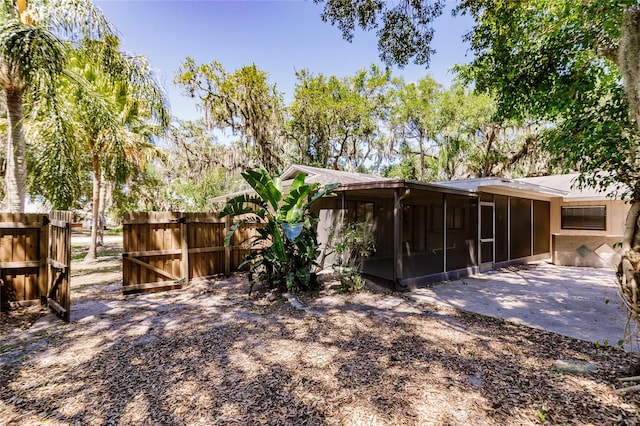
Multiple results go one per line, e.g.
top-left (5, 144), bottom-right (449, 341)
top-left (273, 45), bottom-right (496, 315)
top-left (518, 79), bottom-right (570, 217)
top-left (3, 88), bottom-right (26, 213)
top-left (85, 153), bottom-right (101, 262)
top-left (618, 200), bottom-right (640, 349)
top-left (97, 180), bottom-right (110, 247)
top-left (418, 134), bottom-right (425, 181)
top-left (481, 126), bottom-right (496, 177)
top-left (617, 8), bottom-right (640, 351)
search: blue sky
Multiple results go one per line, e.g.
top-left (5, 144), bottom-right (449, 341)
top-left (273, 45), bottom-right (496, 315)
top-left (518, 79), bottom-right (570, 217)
top-left (95, 0), bottom-right (475, 121)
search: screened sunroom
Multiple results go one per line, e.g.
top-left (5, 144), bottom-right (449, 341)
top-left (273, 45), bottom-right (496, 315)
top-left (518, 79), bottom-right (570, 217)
top-left (312, 176), bottom-right (562, 290)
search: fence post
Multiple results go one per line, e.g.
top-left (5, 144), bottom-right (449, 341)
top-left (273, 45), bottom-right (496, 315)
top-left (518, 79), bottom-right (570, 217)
top-left (38, 214), bottom-right (49, 304)
top-left (224, 214), bottom-right (231, 276)
top-left (181, 215), bottom-right (189, 285)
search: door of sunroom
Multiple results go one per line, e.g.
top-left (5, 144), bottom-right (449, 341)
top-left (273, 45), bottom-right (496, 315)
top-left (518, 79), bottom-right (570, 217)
top-left (479, 201), bottom-right (495, 272)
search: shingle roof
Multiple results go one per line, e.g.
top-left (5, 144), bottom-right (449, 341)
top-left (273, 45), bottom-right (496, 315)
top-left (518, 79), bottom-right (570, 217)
top-left (211, 165), bottom-right (391, 202)
top-left (517, 173), bottom-right (624, 200)
top-left (280, 165), bottom-right (392, 186)
top-left (213, 165), bottom-right (622, 204)
top-left (434, 176), bottom-right (567, 197)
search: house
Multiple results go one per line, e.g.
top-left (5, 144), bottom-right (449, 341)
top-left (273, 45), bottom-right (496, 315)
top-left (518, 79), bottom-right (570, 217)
top-left (518, 174), bottom-right (628, 269)
top-left (277, 165), bottom-right (629, 290)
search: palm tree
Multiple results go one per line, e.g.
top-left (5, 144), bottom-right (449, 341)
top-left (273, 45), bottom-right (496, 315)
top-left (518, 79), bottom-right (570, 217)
top-left (0, 0), bottom-right (112, 212)
top-left (31, 36), bottom-right (169, 260)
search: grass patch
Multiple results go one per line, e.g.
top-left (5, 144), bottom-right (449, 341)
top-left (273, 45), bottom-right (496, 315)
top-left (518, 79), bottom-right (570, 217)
top-left (71, 246), bottom-right (122, 262)
top-left (0, 344), bottom-right (16, 354)
top-left (72, 265), bottom-right (121, 277)
top-left (104, 227), bottom-right (123, 236)
top-left (71, 252), bottom-right (86, 261)
top-left (97, 247), bottom-right (122, 257)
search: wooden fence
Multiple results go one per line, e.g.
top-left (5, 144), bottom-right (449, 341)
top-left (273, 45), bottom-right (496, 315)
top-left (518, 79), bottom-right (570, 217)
top-left (0, 211), bottom-right (72, 322)
top-left (122, 212), bottom-right (259, 294)
top-left (0, 213), bottom-right (48, 309)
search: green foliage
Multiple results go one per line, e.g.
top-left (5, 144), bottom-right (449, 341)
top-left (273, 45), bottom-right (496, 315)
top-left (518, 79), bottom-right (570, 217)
top-left (536, 408), bottom-right (548, 423)
top-left (329, 221), bottom-right (376, 294)
top-left (458, 0), bottom-right (626, 121)
top-left (314, 0), bottom-right (445, 67)
top-left (287, 65), bottom-right (392, 172)
top-left (459, 0), bottom-right (640, 196)
top-left (338, 273), bottom-right (366, 293)
top-left (316, 0), bottom-right (638, 191)
top-left (330, 221), bottom-right (376, 268)
top-left (220, 169), bottom-right (338, 294)
top-left (175, 59), bottom-right (284, 174)
top-left (0, 0), bottom-right (115, 212)
top-left (388, 76), bottom-right (548, 181)
top-left (389, 76), bottom-right (441, 180)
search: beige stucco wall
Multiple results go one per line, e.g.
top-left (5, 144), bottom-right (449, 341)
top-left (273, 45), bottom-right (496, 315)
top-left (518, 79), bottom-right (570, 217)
top-left (550, 198), bottom-right (629, 269)
top-left (549, 198), bottom-right (628, 235)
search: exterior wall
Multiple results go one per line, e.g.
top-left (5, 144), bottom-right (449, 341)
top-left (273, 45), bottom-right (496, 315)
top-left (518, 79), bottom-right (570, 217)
top-left (552, 235), bottom-right (622, 269)
top-left (313, 198), bottom-right (341, 269)
top-left (549, 198), bottom-right (627, 236)
top-left (549, 198), bottom-right (628, 269)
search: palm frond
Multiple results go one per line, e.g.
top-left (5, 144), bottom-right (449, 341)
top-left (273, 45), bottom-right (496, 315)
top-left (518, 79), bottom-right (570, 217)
top-left (33, 0), bottom-right (115, 41)
top-left (0, 21), bottom-right (64, 89)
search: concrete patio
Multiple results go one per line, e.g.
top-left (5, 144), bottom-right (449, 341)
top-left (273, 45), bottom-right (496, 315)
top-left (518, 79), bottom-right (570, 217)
top-left (407, 262), bottom-right (635, 351)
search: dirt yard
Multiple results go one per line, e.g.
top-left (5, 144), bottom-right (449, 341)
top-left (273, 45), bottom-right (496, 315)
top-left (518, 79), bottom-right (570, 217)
top-left (1, 238), bottom-right (639, 425)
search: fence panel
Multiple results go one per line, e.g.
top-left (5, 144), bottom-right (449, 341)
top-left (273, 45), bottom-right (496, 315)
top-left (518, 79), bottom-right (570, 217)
top-left (122, 212), bottom-right (184, 294)
top-left (0, 213), bottom-right (48, 310)
top-left (185, 212), bottom-right (226, 279)
top-left (122, 212), bottom-right (261, 294)
top-left (48, 210), bottom-right (72, 322)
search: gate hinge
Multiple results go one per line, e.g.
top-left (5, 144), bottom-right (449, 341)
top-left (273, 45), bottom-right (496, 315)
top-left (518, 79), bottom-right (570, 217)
top-left (171, 217), bottom-right (187, 224)
top-left (42, 216), bottom-right (50, 226)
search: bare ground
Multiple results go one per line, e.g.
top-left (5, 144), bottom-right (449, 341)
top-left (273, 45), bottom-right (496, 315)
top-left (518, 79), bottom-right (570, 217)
top-left (1, 241), bottom-right (639, 425)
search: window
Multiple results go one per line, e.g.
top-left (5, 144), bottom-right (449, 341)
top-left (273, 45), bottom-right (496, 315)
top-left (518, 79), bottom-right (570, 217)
top-left (355, 202), bottom-right (374, 223)
top-left (561, 206), bottom-right (606, 230)
top-left (346, 201), bottom-right (374, 223)
top-left (446, 207), bottom-right (465, 230)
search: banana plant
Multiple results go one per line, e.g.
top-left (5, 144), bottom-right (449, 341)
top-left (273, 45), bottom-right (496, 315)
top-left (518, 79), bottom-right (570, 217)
top-left (220, 169), bottom-right (338, 293)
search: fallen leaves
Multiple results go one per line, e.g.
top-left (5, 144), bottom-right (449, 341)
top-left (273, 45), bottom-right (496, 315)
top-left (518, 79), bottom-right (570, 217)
top-left (0, 262), bottom-right (638, 425)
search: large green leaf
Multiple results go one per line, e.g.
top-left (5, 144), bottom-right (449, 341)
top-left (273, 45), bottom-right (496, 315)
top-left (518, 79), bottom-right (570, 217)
top-left (223, 217), bottom-right (262, 247)
top-left (266, 221), bottom-right (287, 261)
top-left (289, 172), bottom-right (306, 193)
top-left (284, 203), bottom-right (304, 223)
top-left (219, 169), bottom-right (332, 293)
top-left (308, 182), bottom-right (340, 205)
top-left (219, 194), bottom-right (267, 218)
top-left (281, 179), bottom-right (318, 222)
top-left (242, 169), bottom-right (282, 211)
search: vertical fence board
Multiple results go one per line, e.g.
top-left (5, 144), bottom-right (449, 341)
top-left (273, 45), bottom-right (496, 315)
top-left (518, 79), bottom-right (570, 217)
top-left (181, 218), bottom-right (189, 284)
top-left (38, 219), bottom-right (47, 300)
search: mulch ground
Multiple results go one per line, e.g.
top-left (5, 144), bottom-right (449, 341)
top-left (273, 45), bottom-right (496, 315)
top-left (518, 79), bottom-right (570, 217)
top-left (1, 246), bottom-right (639, 425)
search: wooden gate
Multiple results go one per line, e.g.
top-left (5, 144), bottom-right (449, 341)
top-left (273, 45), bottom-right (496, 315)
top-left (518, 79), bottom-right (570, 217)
top-left (0, 211), bottom-right (72, 322)
top-left (122, 212), bottom-right (258, 294)
top-left (47, 211), bottom-right (71, 322)
top-left (122, 212), bottom-right (187, 294)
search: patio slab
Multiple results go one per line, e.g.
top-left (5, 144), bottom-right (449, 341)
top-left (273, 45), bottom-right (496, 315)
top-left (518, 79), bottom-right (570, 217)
top-left (407, 262), bottom-right (634, 350)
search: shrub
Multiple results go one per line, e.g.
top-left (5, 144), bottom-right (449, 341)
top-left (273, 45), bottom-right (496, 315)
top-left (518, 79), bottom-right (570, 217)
top-left (220, 169), bottom-right (338, 294)
top-left (329, 221), bottom-right (376, 292)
